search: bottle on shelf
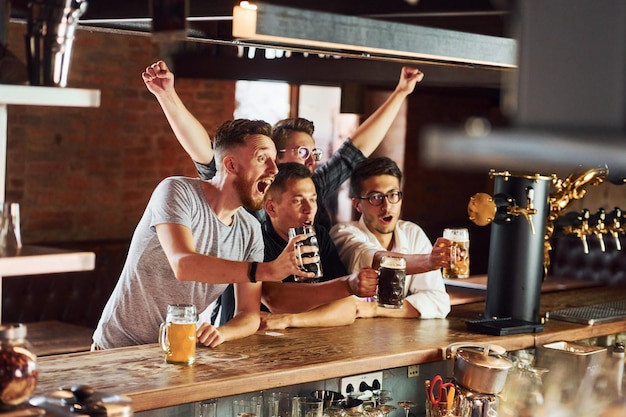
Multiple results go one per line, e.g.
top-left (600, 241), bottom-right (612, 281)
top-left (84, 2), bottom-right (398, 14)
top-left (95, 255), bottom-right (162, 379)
top-left (0, 202), bottom-right (22, 257)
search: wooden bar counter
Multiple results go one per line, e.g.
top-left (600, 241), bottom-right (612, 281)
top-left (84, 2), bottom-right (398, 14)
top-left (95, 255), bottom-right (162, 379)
top-left (33, 286), bottom-right (626, 413)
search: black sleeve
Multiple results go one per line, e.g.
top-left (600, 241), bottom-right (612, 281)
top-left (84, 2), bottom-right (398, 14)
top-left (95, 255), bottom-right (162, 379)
top-left (317, 225), bottom-right (349, 281)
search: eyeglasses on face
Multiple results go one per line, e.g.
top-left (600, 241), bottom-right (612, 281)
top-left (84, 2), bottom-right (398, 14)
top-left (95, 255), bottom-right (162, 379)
top-left (278, 146), bottom-right (323, 162)
top-left (357, 191), bottom-right (403, 206)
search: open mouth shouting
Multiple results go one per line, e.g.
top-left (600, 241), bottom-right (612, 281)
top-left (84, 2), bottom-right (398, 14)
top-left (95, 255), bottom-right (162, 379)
top-left (256, 176), bottom-right (274, 196)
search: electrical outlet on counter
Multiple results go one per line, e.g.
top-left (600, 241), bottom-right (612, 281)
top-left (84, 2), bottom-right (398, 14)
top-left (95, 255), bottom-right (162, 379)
top-left (340, 371), bottom-right (383, 398)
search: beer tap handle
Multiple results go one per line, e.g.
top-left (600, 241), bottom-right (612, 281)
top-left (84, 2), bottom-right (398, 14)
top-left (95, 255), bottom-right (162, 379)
top-left (581, 234), bottom-right (589, 254)
top-left (525, 187), bottom-right (537, 235)
top-left (594, 208), bottom-right (606, 252)
top-left (526, 187), bottom-right (536, 213)
top-left (611, 207), bottom-right (623, 250)
top-left (525, 213), bottom-right (536, 235)
top-left (579, 209), bottom-right (591, 254)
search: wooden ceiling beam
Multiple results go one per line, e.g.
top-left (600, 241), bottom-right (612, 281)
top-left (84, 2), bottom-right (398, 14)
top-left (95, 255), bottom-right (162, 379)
top-left (232, 2), bottom-right (517, 68)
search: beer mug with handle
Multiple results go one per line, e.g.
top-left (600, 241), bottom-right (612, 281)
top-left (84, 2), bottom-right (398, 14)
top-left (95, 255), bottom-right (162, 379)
top-left (377, 256), bottom-right (406, 309)
top-left (442, 228), bottom-right (470, 279)
top-left (159, 303), bottom-right (197, 365)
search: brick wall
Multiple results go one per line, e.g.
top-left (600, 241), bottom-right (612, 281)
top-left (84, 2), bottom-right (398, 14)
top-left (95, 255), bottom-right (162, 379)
top-left (2, 22), bottom-right (506, 274)
top-left (5, 22), bottom-right (236, 243)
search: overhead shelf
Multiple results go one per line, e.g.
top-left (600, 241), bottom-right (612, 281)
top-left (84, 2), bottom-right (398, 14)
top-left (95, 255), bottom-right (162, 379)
top-left (0, 245), bottom-right (95, 277)
top-left (0, 84), bottom-right (101, 107)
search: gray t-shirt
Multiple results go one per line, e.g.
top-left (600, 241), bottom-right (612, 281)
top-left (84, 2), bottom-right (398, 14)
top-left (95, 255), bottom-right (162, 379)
top-left (93, 176), bottom-right (264, 348)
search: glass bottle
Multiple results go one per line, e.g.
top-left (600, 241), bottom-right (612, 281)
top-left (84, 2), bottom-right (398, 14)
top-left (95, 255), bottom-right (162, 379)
top-left (0, 202), bottom-right (22, 256)
top-left (0, 323), bottom-right (38, 409)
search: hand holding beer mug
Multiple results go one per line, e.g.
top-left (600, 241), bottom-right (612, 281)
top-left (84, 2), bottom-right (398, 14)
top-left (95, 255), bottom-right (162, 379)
top-left (159, 303), bottom-right (197, 365)
top-left (442, 228), bottom-right (470, 279)
top-left (377, 255), bottom-right (406, 309)
top-left (288, 225), bottom-right (323, 281)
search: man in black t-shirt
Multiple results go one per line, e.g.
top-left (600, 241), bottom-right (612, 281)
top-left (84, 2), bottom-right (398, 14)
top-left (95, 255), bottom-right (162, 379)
top-left (258, 163), bottom-right (378, 318)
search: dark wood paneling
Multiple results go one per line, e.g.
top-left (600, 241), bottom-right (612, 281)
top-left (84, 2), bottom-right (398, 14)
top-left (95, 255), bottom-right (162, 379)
top-left (403, 88), bottom-right (508, 275)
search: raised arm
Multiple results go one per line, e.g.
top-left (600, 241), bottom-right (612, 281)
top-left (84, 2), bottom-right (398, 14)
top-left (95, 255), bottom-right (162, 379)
top-left (349, 67), bottom-right (424, 157)
top-left (142, 61), bottom-right (214, 164)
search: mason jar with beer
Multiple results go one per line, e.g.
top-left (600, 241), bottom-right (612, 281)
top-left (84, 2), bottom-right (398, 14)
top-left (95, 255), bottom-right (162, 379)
top-left (159, 303), bottom-right (197, 365)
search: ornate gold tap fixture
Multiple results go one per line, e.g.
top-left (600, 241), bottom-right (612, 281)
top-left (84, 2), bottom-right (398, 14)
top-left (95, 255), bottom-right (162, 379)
top-left (468, 166), bottom-right (611, 276)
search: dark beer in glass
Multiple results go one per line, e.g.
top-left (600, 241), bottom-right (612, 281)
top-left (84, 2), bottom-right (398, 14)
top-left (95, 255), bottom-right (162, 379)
top-left (377, 256), bottom-right (406, 308)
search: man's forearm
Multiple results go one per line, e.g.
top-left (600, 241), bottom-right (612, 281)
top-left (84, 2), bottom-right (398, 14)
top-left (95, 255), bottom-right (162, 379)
top-left (355, 299), bottom-right (420, 319)
top-left (219, 311), bottom-right (261, 341)
top-left (156, 90), bottom-right (214, 165)
top-left (262, 279), bottom-right (353, 314)
top-left (264, 297), bottom-right (358, 329)
top-left (373, 250), bottom-right (435, 274)
top-left (289, 297), bottom-right (358, 327)
top-left (349, 89), bottom-right (410, 157)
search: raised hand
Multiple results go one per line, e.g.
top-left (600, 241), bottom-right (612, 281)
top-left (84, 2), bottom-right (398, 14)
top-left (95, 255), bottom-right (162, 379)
top-left (397, 66), bottom-right (424, 95)
top-left (142, 60), bottom-right (174, 96)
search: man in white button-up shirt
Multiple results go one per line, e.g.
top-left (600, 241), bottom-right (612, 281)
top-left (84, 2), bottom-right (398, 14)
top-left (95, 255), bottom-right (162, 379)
top-left (330, 157), bottom-right (452, 319)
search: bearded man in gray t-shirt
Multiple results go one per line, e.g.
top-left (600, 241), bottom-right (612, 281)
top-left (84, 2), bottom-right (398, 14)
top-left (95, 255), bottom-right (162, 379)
top-left (93, 119), bottom-right (316, 349)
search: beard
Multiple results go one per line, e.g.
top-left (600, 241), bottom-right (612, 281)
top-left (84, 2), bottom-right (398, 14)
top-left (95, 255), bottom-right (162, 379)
top-left (234, 175), bottom-right (264, 212)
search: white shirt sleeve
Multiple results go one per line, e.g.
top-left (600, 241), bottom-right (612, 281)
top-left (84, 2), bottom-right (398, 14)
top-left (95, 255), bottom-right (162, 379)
top-left (404, 270), bottom-right (451, 318)
top-left (330, 222), bottom-right (379, 272)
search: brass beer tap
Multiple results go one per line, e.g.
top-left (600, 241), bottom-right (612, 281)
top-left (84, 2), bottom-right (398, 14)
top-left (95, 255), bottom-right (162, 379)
top-left (593, 208), bottom-right (607, 253)
top-left (544, 166), bottom-right (608, 270)
top-left (562, 209), bottom-right (593, 254)
top-left (468, 171), bottom-right (540, 234)
top-left (607, 207), bottom-right (624, 251)
top-left (469, 166), bottom-right (609, 275)
top-left (507, 187), bottom-right (538, 235)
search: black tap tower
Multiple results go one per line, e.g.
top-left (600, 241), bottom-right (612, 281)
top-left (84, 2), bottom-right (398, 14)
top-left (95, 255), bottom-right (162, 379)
top-left (468, 172), bottom-right (551, 335)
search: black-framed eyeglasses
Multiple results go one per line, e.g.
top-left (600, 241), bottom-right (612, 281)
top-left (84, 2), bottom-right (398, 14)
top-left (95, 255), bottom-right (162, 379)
top-left (278, 146), bottom-right (323, 162)
top-left (357, 191), bottom-right (403, 206)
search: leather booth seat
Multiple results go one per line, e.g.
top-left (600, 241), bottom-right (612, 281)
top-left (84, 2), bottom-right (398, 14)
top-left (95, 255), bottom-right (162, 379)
top-left (1, 240), bottom-right (129, 329)
top-left (549, 234), bottom-right (626, 286)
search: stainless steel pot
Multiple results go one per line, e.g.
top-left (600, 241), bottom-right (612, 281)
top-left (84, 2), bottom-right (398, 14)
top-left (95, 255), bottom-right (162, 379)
top-left (311, 390), bottom-right (344, 409)
top-left (446, 343), bottom-right (513, 394)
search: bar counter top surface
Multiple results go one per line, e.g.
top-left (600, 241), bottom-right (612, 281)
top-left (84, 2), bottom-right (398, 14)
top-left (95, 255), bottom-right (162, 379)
top-left (33, 286), bottom-right (626, 412)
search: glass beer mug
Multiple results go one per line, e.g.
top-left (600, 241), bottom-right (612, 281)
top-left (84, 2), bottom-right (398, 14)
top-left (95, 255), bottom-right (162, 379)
top-left (288, 225), bottom-right (323, 281)
top-left (442, 228), bottom-right (470, 279)
top-left (159, 303), bottom-right (197, 365)
top-left (377, 256), bottom-right (406, 309)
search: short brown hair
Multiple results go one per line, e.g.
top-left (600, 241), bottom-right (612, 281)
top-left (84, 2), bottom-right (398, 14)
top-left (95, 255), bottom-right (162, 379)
top-left (214, 119), bottom-right (272, 154)
top-left (350, 157), bottom-right (403, 198)
top-left (266, 162), bottom-right (313, 201)
top-left (272, 118), bottom-right (315, 150)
